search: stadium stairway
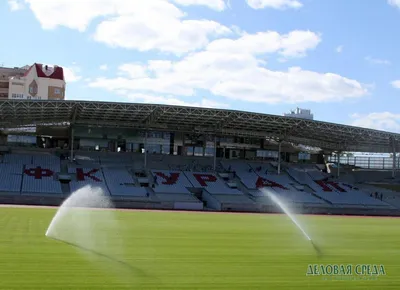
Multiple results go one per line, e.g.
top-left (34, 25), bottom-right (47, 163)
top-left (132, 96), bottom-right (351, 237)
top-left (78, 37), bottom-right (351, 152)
top-left (284, 167), bottom-right (335, 205)
top-left (60, 182), bottom-right (70, 196)
top-left (230, 173), bottom-right (262, 202)
top-left (59, 160), bottom-right (71, 195)
top-left (303, 185), bottom-right (334, 205)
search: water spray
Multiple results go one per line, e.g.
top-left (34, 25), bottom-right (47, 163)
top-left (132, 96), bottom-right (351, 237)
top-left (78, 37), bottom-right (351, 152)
top-left (49, 236), bottom-right (133, 269)
top-left (45, 185), bottom-right (125, 262)
top-left (262, 188), bottom-right (322, 257)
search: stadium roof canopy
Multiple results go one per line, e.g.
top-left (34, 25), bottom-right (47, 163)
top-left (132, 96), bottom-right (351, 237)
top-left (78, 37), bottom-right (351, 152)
top-left (0, 99), bottom-right (399, 153)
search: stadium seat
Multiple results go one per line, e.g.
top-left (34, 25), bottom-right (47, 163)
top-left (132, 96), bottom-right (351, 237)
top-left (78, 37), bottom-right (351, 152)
top-left (0, 164), bottom-right (23, 193)
top-left (22, 165), bottom-right (62, 194)
top-left (151, 170), bottom-right (192, 194)
top-left (103, 167), bottom-right (147, 196)
top-left (68, 166), bottom-right (110, 195)
top-left (185, 171), bottom-right (242, 194)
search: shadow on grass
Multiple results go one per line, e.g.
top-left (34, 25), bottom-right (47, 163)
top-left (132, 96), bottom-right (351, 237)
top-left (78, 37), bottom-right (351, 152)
top-left (311, 241), bottom-right (323, 259)
top-left (48, 236), bottom-right (149, 278)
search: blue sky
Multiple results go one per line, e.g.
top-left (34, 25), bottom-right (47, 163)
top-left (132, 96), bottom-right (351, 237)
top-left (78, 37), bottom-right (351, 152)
top-left (2, 0), bottom-right (400, 132)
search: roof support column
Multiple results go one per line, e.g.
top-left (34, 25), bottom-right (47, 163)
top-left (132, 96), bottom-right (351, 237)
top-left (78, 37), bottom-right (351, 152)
top-left (182, 134), bottom-right (186, 156)
top-left (392, 137), bottom-right (396, 178)
top-left (70, 126), bottom-right (74, 163)
top-left (337, 152), bottom-right (341, 179)
top-left (277, 141), bottom-right (282, 175)
top-left (203, 134), bottom-right (207, 157)
top-left (213, 135), bottom-right (217, 171)
top-left (144, 130), bottom-right (148, 169)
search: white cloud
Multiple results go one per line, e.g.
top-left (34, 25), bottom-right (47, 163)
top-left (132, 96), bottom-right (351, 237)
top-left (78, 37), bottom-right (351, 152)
top-left (351, 112), bottom-right (400, 133)
top-left (88, 30), bottom-right (367, 105)
top-left (388, 0), bottom-right (400, 9)
top-left (207, 30), bottom-right (321, 58)
top-left (171, 0), bottom-right (227, 11)
top-left (99, 64), bottom-right (108, 71)
top-left (24, 0), bottom-right (231, 54)
top-left (24, 0), bottom-right (114, 31)
top-left (147, 60), bottom-right (173, 76)
top-left (126, 93), bottom-right (229, 108)
top-left (391, 80), bottom-right (400, 89)
top-left (8, 0), bottom-right (24, 11)
top-left (246, 0), bottom-right (303, 9)
top-left (93, 17), bottom-right (230, 55)
top-left (365, 56), bottom-right (391, 65)
top-left (336, 45), bottom-right (343, 53)
top-left (63, 66), bottom-right (82, 82)
top-left (118, 64), bottom-right (148, 79)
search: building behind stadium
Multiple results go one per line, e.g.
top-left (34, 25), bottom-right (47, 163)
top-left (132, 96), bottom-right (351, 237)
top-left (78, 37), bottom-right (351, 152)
top-left (0, 63), bottom-right (66, 100)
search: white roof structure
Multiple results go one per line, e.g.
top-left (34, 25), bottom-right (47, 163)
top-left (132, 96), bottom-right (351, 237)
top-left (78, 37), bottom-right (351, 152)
top-left (0, 99), bottom-right (399, 153)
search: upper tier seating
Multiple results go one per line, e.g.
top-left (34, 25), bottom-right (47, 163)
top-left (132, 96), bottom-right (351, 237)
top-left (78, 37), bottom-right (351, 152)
top-left (306, 169), bottom-right (326, 180)
top-left (0, 152), bottom-right (393, 209)
top-left (151, 170), bottom-right (192, 194)
top-left (259, 187), bottom-right (323, 204)
top-left (32, 154), bottom-right (61, 168)
top-left (286, 167), bottom-right (324, 192)
top-left (3, 154), bottom-right (32, 165)
top-left (184, 171), bottom-right (242, 194)
top-left (68, 166), bottom-right (109, 194)
top-left (0, 164), bottom-right (23, 192)
top-left (221, 160), bottom-right (259, 189)
top-left (22, 164), bottom-right (62, 194)
top-left (103, 167), bottom-right (147, 197)
top-left (2, 154), bottom-right (62, 194)
top-left (311, 181), bottom-right (389, 206)
top-left (248, 163), bottom-right (276, 175)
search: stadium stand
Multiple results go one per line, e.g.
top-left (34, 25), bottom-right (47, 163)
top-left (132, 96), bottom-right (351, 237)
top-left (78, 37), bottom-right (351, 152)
top-left (148, 169), bottom-right (203, 210)
top-left (68, 166), bottom-right (110, 194)
top-left (0, 153), bottom-right (62, 194)
top-left (103, 167), bottom-right (147, 197)
top-left (0, 151), bottom-right (395, 213)
top-left (23, 154), bottom-right (62, 194)
top-left (22, 165), bottom-right (62, 194)
top-left (185, 171), bottom-right (242, 194)
top-left (151, 170), bottom-right (192, 194)
top-left (1, 100), bottom-right (400, 216)
top-left (0, 163), bottom-right (23, 193)
top-left (4, 153), bottom-right (32, 165)
top-left (220, 160), bottom-right (259, 189)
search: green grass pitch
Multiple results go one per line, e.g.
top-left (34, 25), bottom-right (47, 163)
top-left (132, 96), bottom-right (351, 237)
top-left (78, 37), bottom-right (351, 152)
top-left (1, 207), bottom-right (400, 289)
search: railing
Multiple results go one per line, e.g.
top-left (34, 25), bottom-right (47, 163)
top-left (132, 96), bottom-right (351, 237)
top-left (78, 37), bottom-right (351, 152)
top-left (328, 156), bottom-right (399, 170)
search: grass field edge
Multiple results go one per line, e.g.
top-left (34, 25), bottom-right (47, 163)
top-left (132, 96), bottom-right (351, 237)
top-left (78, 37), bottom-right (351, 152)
top-left (1, 203), bottom-right (400, 219)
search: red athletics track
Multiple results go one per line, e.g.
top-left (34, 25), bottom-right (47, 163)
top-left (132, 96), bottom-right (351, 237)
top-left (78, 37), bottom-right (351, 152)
top-left (1, 204), bottom-right (400, 219)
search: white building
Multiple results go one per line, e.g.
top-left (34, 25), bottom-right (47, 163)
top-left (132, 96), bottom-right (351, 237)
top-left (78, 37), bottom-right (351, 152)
top-left (8, 63), bottom-right (66, 100)
top-left (284, 108), bottom-right (314, 120)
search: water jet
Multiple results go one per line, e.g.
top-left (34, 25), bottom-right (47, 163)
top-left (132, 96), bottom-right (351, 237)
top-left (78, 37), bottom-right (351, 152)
top-left (262, 188), bottom-right (322, 256)
top-left (45, 185), bottom-right (124, 262)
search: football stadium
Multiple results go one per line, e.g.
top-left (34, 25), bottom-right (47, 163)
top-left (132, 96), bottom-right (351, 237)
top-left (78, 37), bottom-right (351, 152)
top-left (1, 99), bottom-right (400, 289)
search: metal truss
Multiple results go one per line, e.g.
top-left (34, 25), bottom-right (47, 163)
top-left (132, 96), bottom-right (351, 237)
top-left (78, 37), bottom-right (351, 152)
top-left (0, 99), bottom-right (399, 153)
